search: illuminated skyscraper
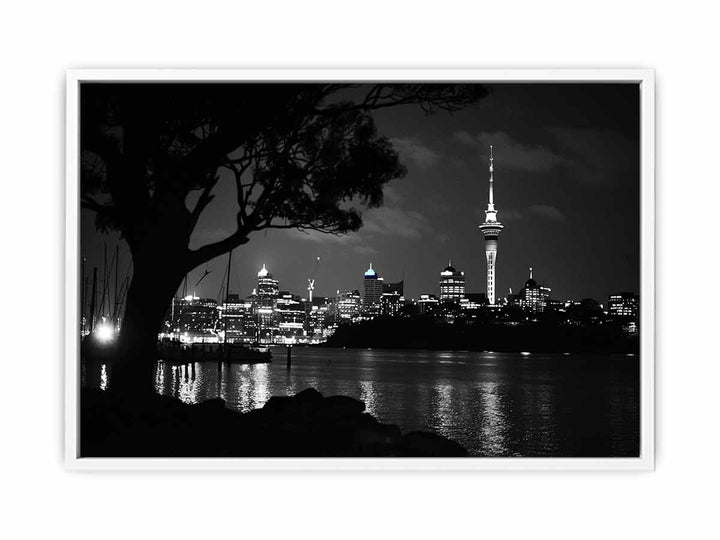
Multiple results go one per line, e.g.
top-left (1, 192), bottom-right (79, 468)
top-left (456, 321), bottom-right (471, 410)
top-left (221, 293), bottom-right (255, 343)
top-left (276, 291), bottom-right (305, 343)
top-left (478, 145), bottom-right (504, 305)
top-left (362, 263), bottom-right (384, 317)
top-left (520, 267), bottom-right (551, 313)
top-left (608, 293), bottom-right (639, 319)
top-left (256, 264), bottom-right (279, 343)
top-left (439, 262), bottom-right (465, 302)
top-left (337, 289), bottom-right (361, 323)
top-left (172, 296), bottom-right (218, 336)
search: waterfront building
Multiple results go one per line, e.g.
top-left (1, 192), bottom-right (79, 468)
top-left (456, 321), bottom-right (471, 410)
top-left (380, 291), bottom-right (403, 317)
top-left (220, 293), bottom-right (256, 343)
top-left (319, 295), bottom-right (340, 327)
top-left (307, 303), bottom-right (333, 342)
top-left (276, 291), bottom-right (305, 343)
top-left (337, 289), bottom-right (362, 323)
top-left (544, 298), bottom-right (565, 313)
top-left (460, 292), bottom-right (487, 312)
top-left (417, 293), bottom-right (439, 315)
top-left (520, 267), bottom-right (551, 313)
top-left (540, 286), bottom-right (552, 309)
top-left (362, 263), bottom-right (384, 318)
top-left (172, 295), bottom-right (219, 340)
top-left (505, 288), bottom-right (522, 308)
top-left (383, 280), bottom-right (404, 296)
top-left (478, 145), bottom-right (504, 305)
top-left (439, 262), bottom-right (465, 302)
top-left (377, 279), bottom-right (403, 317)
top-left (565, 298), bottom-right (605, 326)
top-left (608, 292), bottom-right (639, 320)
top-left (256, 264), bottom-right (279, 343)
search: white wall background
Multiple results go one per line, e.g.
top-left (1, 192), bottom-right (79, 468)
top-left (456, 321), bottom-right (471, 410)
top-left (1, 1), bottom-right (717, 538)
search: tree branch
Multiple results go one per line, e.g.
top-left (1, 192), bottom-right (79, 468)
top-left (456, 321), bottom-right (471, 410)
top-left (80, 194), bottom-right (114, 216)
top-left (188, 175), bottom-right (220, 231)
top-left (188, 227), bottom-right (251, 268)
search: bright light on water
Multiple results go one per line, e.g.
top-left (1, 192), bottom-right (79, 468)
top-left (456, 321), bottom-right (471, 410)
top-left (83, 348), bottom-right (640, 457)
top-left (99, 364), bottom-right (108, 391)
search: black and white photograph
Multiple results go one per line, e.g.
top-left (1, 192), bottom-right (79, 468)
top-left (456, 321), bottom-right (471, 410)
top-left (73, 74), bottom-right (649, 461)
top-left (13, 1), bottom-right (720, 538)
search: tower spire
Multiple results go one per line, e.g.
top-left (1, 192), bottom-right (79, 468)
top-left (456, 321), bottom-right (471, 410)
top-left (479, 144), bottom-right (504, 306)
top-left (485, 145), bottom-right (497, 219)
top-left (489, 144), bottom-right (494, 206)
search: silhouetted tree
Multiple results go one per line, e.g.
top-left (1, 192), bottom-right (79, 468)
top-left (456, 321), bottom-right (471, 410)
top-left (81, 83), bottom-right (487, 394)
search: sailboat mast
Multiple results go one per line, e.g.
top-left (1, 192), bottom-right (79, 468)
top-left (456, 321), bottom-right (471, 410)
top-left (81, 257), bottom-right (86, 335)
top-left (82, 276), bottom-right (89, 335)
top-left (89, 267), bottom-right (97, 334)
top-left (224, 250), bottom-right (233, 346)
top-left (99, 243), bottom-right (107, 318)
top-left (113, 245), bottom-right (119, 327)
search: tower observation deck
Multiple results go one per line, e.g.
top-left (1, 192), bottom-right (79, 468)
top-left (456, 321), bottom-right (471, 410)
top-left (478, 145), bottom-right (504, 305)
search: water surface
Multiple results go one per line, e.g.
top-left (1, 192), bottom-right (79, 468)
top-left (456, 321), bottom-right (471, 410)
top-left (82, 347), bottom-right (639, 457)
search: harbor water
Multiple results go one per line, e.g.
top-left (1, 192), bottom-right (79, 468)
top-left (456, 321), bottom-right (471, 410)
top-left (82, 347), bottom-right (639, 457)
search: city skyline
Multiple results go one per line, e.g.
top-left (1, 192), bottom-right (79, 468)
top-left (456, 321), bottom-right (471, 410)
top-left (76, 78), bottom-right (645, 462)
top-left (149, 255), bottom-right (639, 349)
top-left (166, 257), bottom-right (635, 305)
top-left (81, 83), bottom-right (640, 305)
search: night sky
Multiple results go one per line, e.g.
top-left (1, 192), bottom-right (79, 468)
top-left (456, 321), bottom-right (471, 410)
top-left (81, 83), bottom-right (640, 305)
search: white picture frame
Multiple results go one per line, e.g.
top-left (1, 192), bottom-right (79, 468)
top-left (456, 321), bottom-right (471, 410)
top-left (65, 68), bottom-right (654, 471)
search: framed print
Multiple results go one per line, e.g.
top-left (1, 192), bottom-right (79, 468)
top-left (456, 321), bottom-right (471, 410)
top-left (65, 69), bottom-right (654, 470)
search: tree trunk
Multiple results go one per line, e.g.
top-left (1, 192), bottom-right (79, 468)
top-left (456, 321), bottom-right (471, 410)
top-left (109, 249), bottom-right (186, 396)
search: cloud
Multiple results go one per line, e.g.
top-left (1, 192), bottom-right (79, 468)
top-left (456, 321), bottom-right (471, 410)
top-left (455, 127), bottom-right (640, 188)
top-left (285, 228), bottom-right (356, 244)
top-left (390, 137), bottom-right (441, 169)
top-left (548, 128), bottom-right (637, 185)
top-left (454, 130), bottom-right (566, 172)
top-left (382, 185), bottom-right (404, 205)
top-left (455, 128), bottom-right (637, 186)
top-left (286, 205), bottom-right (437, 247)
top-left (499, 209), bottom-right (523, 221)
top-left (528, 204), bottom-right (566, 222)
top-left (475, 204), bottom-right (565, 223)
top-left (361, 206), bottom-right (432, 239)
top-left (454, 130), bottom-right (476, 146)
top-left (353, 245), bottom-right (378, 255)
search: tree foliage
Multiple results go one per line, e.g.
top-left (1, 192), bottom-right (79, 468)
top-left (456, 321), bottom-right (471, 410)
top-left (81, 83), bottom-right (488, 269)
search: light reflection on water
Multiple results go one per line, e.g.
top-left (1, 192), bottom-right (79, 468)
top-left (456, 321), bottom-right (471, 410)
top-left (83, 348), bottom-right (639, 457)
top-left (433, 382), bottom-right (454, 434)
top-left (359, 381), bottom-right (377, 418)
top-left (99, 364), bottom-right (108, 391)
top-left (177, 364), bottom-right (196, 405)
top-left (478, 381), bottom-right (509, 456)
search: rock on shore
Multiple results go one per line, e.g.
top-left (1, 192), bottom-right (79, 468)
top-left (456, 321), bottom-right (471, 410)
top-left (81, 387), bottom-right (468, 458)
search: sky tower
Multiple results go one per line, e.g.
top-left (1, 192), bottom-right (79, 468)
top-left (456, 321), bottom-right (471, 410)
top-left (478, 145), bottom-right (504, 305)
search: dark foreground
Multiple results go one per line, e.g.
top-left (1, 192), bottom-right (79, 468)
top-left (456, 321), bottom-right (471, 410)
top-left (81, 387), bottom-right (467, 457)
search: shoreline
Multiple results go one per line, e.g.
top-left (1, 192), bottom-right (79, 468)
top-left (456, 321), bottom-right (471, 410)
top-left (311, 344), bottom-right (639, 355)
top-left (81, 386), bottom-right (468, 458)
